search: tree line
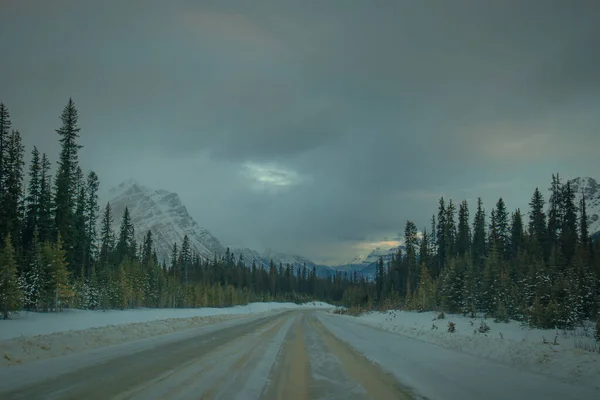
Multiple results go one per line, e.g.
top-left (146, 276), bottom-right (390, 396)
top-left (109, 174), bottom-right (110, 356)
top-left (1, 98), bottom-right (599, 332)
top-left (0, 100), bottom-right (353, 319)
top-left (343, 176), bottom-right (600, 330)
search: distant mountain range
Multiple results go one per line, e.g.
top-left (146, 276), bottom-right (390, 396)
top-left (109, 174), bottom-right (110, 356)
top-left (106, 180), bottom-right (335, 277)
top-left (106, 176), bottom-right (600, 281)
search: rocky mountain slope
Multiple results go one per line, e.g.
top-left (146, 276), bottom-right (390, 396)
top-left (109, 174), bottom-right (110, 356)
top-left (107, 179), bottom-right (226, 264)
top-left (106, 180), bottom-right (334, 276)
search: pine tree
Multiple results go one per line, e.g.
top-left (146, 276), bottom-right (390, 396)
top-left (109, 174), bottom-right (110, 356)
top-left (85, 171), bottom-right (100, 276)
top-left (547, 173), bottom-right (563, 252)
top-left (493, 198), bottom-right (510, 260)
top-left (445, 200), bottom-right (457, 259)
top-left (578, 191), bottom-right (591, 263)
top-left (142, 230), bottom-right (154, 267)
top-left (472, 197), bottom-right (486, 268)
top-left (560, 181), bottom-right (578, 266)
top-left (2, 130), bottom-right (25, 247)
top-left (436, 198), bottom-right (447, 274)
top-left (0, 103), bottom-right (11, 209)
top-left (116, 207), bottom-right (134, 264)
top-left (99, 203), bottom-right (115, 274)
top-left (47, 235), bottom-right (72, 312)
top-left (457, 200), bottom-right (471, 258)
top-left (510, 209), bottom-right (524, 262)
top-left (54, 98), bottom-right (83, 265)
top-left (0, 235), bottom-right (22, 319)
top-left (404, 220), bottom-right (419, 292)
top-left (528, 187), bottom-right (547, 262)
top-left (72, 167), bottom-right (87, 277)
top-left (23, 147), bottom-right (42, 249)
top-left (37, 153), bottom-right (54, 243)
top-left (180, 235), bottom-right (191, 283)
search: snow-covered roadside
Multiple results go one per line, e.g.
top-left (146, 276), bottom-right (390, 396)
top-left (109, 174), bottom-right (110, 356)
top-left (333, 309), bottom-right (600, 391)
top-left (0, 302), bottom-right (333, 366)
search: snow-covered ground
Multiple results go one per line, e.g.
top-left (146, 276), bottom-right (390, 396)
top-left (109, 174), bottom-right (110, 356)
top-left (332, 309), bottom-right (600, 392)
top-left (0, 302), bottom-right (333, 366)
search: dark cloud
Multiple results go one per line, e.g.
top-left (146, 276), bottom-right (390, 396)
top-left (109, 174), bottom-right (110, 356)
top-left (1, 0), bottom-right (599, 263)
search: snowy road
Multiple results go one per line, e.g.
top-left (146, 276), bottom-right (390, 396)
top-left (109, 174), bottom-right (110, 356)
top-left (0, 310), bottom-right (597, 400)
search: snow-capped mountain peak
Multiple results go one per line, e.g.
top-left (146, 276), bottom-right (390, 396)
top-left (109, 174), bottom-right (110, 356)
top-left (107, 180), bottom-right (225, 264)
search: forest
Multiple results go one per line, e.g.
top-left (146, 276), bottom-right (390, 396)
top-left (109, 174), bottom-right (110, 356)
top-left (1, 99), bottom-right (599, 336)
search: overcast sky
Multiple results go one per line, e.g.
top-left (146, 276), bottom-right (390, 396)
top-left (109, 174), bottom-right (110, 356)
top-left (1, 0), bottom-right (599, 264)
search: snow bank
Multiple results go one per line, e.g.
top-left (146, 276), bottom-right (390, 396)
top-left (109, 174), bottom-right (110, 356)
top-left (319, 313), bottom-right (599, 400)
top-left (0, 301), bottom-right (333, 341)
top-left (337, 309), bottom-right (600, 391)
top-left (0, 302), bottom-right (333, 366)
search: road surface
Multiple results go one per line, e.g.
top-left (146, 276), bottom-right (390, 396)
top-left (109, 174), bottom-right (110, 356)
top-left (0, 311), bottom-right (414, 400)
top-left (0, 310), bottom-right (597, 400)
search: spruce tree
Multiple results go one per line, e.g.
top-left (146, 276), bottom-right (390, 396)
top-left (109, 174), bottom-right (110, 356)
top-left (142, 230), bottom-right (154, 267)
top-left (436, 198), bottom-right (447, 275)
top-left (457, 200), bottom-right (471, 258)
top-left (404, 220), bottom-right (419, 291)
top-left (560, 181), bottom-right (578, 266)
top-left (528, 188), bottom-right (547, 262)
top-left (116, 207), bottom-right (134, 264)
top-left (54, 98), bottom-right (83, 265)
top-left (85, 171), bottom-right (100, 275)
top-left (37, 153), bottom-right (54, 243)
top-left (180, 235), bottom-right (191, 283)
top-left (445, 200), bottom-right (457, 259)
top-left (0, 103), bottom-right (11, 204)
top-left (579, 191), bottom-right (591, 262)
top-left (99, 203), bottom-right (115, 274)
top-left (0, 235), bottom-right (22, 319)
top-left (2, 130), bottom-right (25, 247)
top-left (23, 147), bottom-right (42, 249)
top-left (510, 209), bottom-right (524, 262)
top-left (547, 173), bottom-right (563, 252)
top-left (472, 197), bottom-right (486, 268)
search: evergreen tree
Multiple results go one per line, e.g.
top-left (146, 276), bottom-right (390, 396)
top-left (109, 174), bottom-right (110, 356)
top-left (47, 235), bottom-right (72, 312)
top-left (0, 103), bottom-right (11, 211)
top-left (116, 207), bottom-right (134, 263)
top-left (23, 146), bottom-right (41, 248)
top-left (142, 230), bottom-right (154, 267)
top-left (37, 153), bottom-right (54, 243)
top-left (180, 235), bottom-right (191, 283)
top-left (72, 168), bottom-right (87, 277)
top-left (528, 187), bottom-right (547, 262)
top-left (560, 181), bottom-right (578, 266)
top-left (472, 197), bottom-right (486, 268)
top-left (493, 198), bottom-right (510, 260)
top-left (0, 235), bottom-right (22, 319)
top-left (547, 173), bottom-right (563, 252)
top-left (445, 200), bottom-right (457, 259)
top-left (53, 98), bottom-right (83, 265)
top-left (85, 171), bottom-right (100, 275)
top-left (404, 220), bottom-right (419, 292)
top-left (579, 191), bottom-right (591, 261)
top-left (1, 130), bottom-right (25, 247)
top-left (436, 198), bottom-right (447, 275)
top-left (509, 209), bottom-right (524, 262)
top-left (457, 200), bottom-right (471, 258)
top-left (99, 203), bottom-right (115, 273)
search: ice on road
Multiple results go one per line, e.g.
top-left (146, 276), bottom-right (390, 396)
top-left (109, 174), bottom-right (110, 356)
top-left (1, 310), bottom-right (597, 400)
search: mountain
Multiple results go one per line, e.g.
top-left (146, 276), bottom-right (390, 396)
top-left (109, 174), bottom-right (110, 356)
top-left (569, 177), bottom-right (600, 235)
top-left (332, 245), bottom-right (406, 279)
top-left (231, 247), bottom-right (335, 277)
top-left (107, 179), bottom-right (226, 264)
top-left (107, 180), bottom-right (334, 277)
